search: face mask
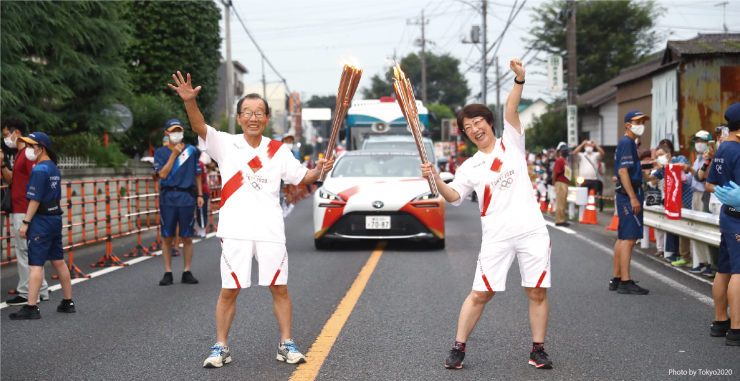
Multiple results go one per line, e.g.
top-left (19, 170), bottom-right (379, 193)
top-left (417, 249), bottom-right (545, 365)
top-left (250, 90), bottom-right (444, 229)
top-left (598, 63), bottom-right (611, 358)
top-left (695, 142), bottom-right (707, 153)
top-left (535, 160), bottom-right (541, 165)
top-left (4, 133), bottom-right (17, 149)
top-left (656, 154), bottom-right (669, 166)
top-left (25, 147), bottom-right (39, 161)
top-left (630, 124), bottom-right (645, 137)
top-left (585, 146), bottom-right (593, 153)
top-left (284, 143), bottom-right (294, 151)
top-left (168, 132), bottom-right (183, 144)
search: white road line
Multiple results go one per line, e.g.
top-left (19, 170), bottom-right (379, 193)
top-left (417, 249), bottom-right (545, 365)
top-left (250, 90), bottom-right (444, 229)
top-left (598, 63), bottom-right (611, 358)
top-left (544, 221), bottom-right (576, 234)
top-left (1, 234), bottom-right (218, 310)
top-left (565, 231), bottom-right (714, 307)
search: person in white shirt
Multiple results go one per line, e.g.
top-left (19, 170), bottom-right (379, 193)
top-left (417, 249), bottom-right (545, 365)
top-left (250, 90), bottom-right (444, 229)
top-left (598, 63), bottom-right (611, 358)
top-left (574, 139), bottom-right (605, 211)
top-left (169, 71), bottom-right (334, 369)
top-left (422, 59), bottom-right (553, 370)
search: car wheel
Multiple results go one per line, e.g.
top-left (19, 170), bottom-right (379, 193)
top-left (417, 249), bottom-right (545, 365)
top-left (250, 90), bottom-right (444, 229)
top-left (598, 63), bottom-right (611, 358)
top-left (314, 238), bottom-right (332, 250)
top-left (430, 239), bottom-right (445, 250)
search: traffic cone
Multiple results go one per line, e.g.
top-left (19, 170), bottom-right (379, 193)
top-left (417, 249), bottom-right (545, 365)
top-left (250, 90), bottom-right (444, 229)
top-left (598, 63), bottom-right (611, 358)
top-left (649, 227), bottom-right (656, 243)
top-left (547, 200), bottom-right (553, 214)
top-left (539, 193), bottom-right (548, 212)
top-left (606, 202), bottom-right (619, 231)
top-left (580, 189), bottom-right (599, 225)
top-left (533, 184), bottom-right (538, 203)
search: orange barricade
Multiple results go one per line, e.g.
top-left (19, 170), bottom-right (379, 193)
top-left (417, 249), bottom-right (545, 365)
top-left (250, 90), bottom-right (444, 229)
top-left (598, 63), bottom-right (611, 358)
top-left (1, 175), bottom-right (226, 291)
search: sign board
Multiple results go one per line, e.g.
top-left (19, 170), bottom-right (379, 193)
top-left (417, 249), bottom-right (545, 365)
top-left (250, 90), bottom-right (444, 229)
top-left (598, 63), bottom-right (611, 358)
top-left (547, 56), bottom-right (563, 92)
top-left (450, 119), bottom-right (459, 136)
top-left (567, 105), bottom-right (578, 148)
top-left (301, 108), bottom-right (331, 121)
top-left (103, 103), bottom-right (133, 133)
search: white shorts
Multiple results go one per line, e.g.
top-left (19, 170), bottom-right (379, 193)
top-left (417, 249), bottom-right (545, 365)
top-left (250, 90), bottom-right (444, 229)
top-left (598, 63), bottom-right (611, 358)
top-left (220, 239), bottom-right (288, 289)
top-left (473, 226), bottom-right (551, 292)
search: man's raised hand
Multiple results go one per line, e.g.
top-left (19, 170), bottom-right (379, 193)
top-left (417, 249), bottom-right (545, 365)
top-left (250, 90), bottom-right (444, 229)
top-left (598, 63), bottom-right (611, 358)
top-left (168, 71), bottom-right (201, 102)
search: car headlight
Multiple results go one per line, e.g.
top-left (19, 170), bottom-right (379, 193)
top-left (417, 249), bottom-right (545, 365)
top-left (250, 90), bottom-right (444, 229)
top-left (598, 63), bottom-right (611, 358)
top-left (412, 191), bottom-right (433, 201)
top-left (319, 188), bottom-right (345, 202)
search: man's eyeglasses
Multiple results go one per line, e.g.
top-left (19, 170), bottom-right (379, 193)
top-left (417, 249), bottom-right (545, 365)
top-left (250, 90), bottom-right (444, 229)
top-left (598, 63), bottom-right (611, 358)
top-left (240, 111), bottom-right (266, 119)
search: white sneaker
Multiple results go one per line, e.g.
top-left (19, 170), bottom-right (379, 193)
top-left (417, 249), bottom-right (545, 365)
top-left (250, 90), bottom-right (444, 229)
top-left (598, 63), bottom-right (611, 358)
top-left (276, 339), bottom-right (306, 364)
top-left (203, 342), bottom-right (231, 368)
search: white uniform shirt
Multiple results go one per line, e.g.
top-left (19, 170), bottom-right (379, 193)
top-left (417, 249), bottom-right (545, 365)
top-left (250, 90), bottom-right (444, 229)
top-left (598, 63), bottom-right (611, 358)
top-left (199, 125), bottom-right (308, 243)
top-left (577, 151), bottom-right (602, 180)
top-left (448, 119), bottom-right (546, 243)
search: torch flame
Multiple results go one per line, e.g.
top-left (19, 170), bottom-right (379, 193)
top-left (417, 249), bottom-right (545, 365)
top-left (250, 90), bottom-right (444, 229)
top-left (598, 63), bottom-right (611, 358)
top-left (336, 55), bottom-right (361, 69)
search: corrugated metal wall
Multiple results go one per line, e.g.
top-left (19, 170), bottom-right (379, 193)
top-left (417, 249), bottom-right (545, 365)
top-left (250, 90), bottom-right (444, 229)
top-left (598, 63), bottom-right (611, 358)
top-left (679, 57), bottom-right (740, 156)
top-left (651, 69), bottom-right (679, 150)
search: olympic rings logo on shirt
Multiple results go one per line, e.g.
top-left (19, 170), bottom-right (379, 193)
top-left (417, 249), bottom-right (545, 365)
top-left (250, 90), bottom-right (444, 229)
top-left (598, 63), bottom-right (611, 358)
top-left (251, 181), bottom-right (263, 191)
top-left (498, 178), bottom-right (513, 191)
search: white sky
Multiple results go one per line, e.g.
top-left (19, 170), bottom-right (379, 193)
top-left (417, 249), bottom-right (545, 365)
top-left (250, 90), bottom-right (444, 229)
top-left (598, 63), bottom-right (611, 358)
top-left (218, 0), bottom-right (740, 106)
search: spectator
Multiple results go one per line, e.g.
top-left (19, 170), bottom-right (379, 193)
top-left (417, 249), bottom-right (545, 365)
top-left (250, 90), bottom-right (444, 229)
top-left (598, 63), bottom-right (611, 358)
top-left (1, 118), bottom-right (51, 306)
top-left (574, 139), bottom-right (605, 211)
top-left (9, 132), bottom-right (75, 319)
top-left (195, 151), bottom-right (211, 238)
top-left (152, 119), bottom-right (203, 286)
top-left (689, 131), bottom-right (713, 276)
top-left (552, 142), bottom-right (571, 227)
top-left (659, 138), bottom-right (694, 268)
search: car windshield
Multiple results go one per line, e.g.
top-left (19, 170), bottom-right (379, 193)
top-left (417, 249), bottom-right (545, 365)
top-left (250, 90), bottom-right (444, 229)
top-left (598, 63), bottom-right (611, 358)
top-left (331, 154), bottom-right (422, 178)
top-left (363, 141), bottom-right (436, 163)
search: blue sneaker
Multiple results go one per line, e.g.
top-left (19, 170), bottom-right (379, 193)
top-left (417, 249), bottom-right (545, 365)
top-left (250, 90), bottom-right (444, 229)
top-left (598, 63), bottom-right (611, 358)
top-left (203, 343), bottom-right (231, 368)
top-left (664, 254), bottom-right (679, 262)
top-left (689, 263), bottom-right (706, 274)
top-left (701, 266), bottom-right (715, 278)
top-left (277, 339), bottom-right (306, 364)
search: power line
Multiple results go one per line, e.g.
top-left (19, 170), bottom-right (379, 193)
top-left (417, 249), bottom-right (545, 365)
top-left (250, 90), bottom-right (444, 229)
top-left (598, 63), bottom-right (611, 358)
top-left (230, 4), bottom-right (291, 94)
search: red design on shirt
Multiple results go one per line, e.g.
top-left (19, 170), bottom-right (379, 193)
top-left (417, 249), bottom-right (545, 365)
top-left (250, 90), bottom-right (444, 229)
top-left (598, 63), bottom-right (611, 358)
top-left (500, 138), bottom-right (505, 153)
top-left (490, 157), bottom-right (503, 172)
top-left (248, 156), bottom-right (263, 172)
top-left (267, 140), bottom-right (282, 159)
top-left (481, 184), bottom-right (492, 217)
top-left (220, 171), bottom-right (245, 208)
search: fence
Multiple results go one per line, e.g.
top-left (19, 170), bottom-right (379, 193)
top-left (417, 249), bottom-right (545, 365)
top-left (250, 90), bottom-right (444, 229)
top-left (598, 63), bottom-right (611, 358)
top-left (5, 155), bottom-right (97, 169)
top-left (0, 174), bottom-right (224, 279)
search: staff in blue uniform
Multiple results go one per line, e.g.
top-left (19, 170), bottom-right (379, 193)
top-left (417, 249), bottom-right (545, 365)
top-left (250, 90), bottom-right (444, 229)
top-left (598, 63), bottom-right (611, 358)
top-left (706, 102), bottom-right (740, 346)
top-left (9, 132), bottom-right (75, 320)
top-left (611, 110), bottom-right (650, 295)
top-left (153, 119), bottom-right (203, 286)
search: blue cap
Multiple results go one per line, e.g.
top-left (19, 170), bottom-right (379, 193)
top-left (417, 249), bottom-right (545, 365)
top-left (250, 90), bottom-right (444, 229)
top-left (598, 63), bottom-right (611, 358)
top-left (725, 103), bottom-right (740, 124)
top-left (624, 110), bottom-right (650, 123)
top-left (165, 119), bottom-right (183, 131)
top-left (21, 132), bottom-right (51, 149)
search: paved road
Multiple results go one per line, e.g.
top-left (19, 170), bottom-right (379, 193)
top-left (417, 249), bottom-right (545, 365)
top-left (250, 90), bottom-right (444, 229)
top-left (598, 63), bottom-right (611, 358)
top-left (1, 199), bottom-right (737, 380)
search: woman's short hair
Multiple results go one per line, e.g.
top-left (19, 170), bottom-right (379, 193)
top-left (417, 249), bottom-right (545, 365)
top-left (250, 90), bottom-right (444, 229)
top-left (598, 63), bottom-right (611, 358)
top-left (456, 104), bottom-right (494, 138)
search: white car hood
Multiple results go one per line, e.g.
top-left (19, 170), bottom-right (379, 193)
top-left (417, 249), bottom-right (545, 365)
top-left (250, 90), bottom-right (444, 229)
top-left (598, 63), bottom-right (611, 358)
top-left (322, 177), bottom-right (431, 212)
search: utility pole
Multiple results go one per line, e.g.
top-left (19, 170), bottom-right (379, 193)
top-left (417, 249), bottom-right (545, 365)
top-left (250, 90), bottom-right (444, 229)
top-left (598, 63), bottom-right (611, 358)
top-left (566, 0), bottom-right (577, 106)
top-left (495, 56), bottom-right (501, 137)
top-left (262, 57), bottom-right (267, 100)
top-left (408, 10), bottom-right (430, 104)
top-left (223, 0), bottom-right (235, 134)
top-left (481, 0), bottom-right (487, 106)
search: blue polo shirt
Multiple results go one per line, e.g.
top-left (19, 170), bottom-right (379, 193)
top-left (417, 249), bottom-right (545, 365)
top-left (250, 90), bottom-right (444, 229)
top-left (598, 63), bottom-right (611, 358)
top-left (707, 140), bottom-right (740, 230)
top-left (26, 160), bottom-right (63, 235)
top-left (615, 135), bottom-right (642, 183)
top-left (153, 144), bottom-right (201, 207)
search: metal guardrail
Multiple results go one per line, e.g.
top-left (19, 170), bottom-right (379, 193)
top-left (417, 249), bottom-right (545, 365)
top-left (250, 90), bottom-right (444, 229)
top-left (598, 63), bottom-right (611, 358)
top-left (643, 204), bottom-right (720, 247)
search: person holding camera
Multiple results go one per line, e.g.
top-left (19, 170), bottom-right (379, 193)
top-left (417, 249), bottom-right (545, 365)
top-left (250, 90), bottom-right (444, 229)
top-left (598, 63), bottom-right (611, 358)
top-left (574, 139), bottom-right (605, 211)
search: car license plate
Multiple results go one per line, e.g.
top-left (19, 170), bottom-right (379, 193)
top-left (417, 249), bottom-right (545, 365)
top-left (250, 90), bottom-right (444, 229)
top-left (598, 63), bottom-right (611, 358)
top-left (366, 216), bottom-right (390, 229)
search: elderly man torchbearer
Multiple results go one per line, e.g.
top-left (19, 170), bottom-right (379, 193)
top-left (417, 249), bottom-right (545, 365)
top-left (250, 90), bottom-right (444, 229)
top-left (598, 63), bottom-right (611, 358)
top-left (169, 72), bottom-right (334, 368)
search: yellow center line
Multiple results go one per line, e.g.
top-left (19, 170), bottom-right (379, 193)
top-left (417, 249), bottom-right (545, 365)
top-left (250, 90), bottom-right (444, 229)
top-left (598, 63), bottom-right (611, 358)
top-left (289, 241), bottom-right (387, 381)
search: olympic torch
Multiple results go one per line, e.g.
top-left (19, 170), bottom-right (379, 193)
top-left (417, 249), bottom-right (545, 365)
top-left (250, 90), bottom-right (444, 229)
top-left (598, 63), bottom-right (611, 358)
top-left (318, 57), bottom-right (363, 181)
top-left (391, 61), bottom-right (439, 196)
